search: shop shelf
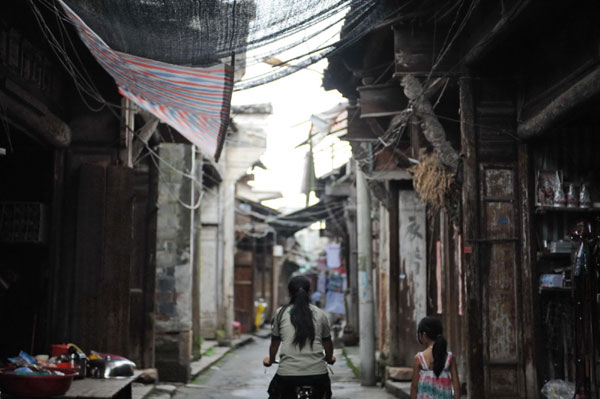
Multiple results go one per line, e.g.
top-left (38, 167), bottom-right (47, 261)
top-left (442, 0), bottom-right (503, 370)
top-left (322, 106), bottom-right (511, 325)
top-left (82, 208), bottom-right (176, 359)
top-left (535, 205), bottom-right (600, 214)
top-left (536, 252), bottom-right (571, 261)
top-left (539, 286), bottom-right (572, 294)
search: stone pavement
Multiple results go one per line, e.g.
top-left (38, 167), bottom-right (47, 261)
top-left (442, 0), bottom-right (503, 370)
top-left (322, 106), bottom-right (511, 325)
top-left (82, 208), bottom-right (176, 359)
top-left (189, 334), bottom-right (254, 377)
top-left (342, 346), bottom-right (410, 399)
top-left (165, 336), bottom-right (397, 399)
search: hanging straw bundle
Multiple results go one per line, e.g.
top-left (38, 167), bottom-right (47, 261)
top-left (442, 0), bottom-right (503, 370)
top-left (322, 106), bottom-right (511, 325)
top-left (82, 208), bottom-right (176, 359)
top-left (410, 150), bottom-right (455, 213)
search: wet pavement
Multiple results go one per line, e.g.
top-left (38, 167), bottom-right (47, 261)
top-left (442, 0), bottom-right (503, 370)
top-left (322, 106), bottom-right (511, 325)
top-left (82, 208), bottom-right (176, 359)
top-left (171, 336), bottom-right (397, 399)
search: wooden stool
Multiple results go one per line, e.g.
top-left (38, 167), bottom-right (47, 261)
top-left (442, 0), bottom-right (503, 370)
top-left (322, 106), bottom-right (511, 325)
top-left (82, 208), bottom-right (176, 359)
top-left (232, 321), bottom-right (242, 339)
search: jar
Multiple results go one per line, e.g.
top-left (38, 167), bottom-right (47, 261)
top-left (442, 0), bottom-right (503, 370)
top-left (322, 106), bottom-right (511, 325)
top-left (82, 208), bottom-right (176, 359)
top-left (579, 183), bottom-right (591, 208)
top-left (567, 183), bottom-right (578, 207)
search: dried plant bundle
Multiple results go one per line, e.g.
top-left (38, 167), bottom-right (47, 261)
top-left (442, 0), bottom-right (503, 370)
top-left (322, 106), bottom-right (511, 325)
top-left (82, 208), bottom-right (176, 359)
top-left (410, 150), bottom-right (454, 212)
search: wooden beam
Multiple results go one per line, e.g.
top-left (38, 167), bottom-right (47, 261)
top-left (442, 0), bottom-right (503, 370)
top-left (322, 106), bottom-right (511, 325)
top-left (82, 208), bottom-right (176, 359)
top-left (358, 83), bottom-right (408, 117)
top-left (401, 74), bottom-right (459, 171)
top-left (347, 105), bottom-right (378, 141)
top-left (0, 88), bottom-right (70, 147)
top-left (518, 66), bottom-right (600, 139)
top-left (465, 0), bottom-right (535, 66)
top-left (367, 170), bottom-right (412, 181)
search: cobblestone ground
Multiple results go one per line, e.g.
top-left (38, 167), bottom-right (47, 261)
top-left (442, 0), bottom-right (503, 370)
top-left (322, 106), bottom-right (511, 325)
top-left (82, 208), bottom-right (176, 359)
top-left (172, 337), bottom-right (396, 399)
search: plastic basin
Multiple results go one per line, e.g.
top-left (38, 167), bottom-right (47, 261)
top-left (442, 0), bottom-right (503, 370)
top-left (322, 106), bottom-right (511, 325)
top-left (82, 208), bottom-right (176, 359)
top-left (0, 368), bottom-right (77, 396)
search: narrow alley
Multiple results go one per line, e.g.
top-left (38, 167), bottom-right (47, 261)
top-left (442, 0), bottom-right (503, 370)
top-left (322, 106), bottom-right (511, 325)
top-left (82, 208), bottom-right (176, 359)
top-left (168, 337), bottom-right (396, 399)
top-left (3, 1), bottom-right (600, 399)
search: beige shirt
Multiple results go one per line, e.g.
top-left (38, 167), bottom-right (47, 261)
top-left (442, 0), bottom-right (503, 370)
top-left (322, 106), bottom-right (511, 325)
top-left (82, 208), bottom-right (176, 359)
top-left (272, 304), bottom-right (331, 376)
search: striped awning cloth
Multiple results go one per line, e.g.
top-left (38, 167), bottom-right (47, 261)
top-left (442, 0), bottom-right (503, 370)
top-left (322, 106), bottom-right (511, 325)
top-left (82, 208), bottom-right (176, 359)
top-left (59, 1), bottom-right (233, 161)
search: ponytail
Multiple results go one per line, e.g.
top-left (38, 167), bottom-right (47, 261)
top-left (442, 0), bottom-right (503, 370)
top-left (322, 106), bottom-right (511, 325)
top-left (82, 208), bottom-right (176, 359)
top-left (417, 316), bottom-right (447, 378)
top-left (432, 335), bottom-right (448, 378)
top-left (288, 276), bottom-right (315, 350)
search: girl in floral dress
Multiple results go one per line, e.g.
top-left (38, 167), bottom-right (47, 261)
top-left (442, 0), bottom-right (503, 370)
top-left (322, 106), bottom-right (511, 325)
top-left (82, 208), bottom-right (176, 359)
top-left (410, 317), bottom-right (461, 399)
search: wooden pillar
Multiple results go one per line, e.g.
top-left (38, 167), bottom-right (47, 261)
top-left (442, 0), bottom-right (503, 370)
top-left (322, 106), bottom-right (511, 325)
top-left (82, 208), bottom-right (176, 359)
top-left (344, 200), bottom-right (359, 342)
top-left (459, 77), bottom-right (485, 398)
top-left (388, 181), bottom-right (400, 365)
top-left (72, 164), bottom-right (107, 351)
top-left (518, 143), bottom-right (538, 397)
top-left (46, 149), bottom-right (65, 350)
top-left (103, 166), bottom-right (134, 355)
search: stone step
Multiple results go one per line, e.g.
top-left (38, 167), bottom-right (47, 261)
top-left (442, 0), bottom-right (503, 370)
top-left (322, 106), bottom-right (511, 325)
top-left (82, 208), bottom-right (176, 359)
top-left (131, 382), bottom-right (155, 399)
top-left (385, 380), bottom-right (411, 399)
top-left (386, 366), bottom-right (413, 382)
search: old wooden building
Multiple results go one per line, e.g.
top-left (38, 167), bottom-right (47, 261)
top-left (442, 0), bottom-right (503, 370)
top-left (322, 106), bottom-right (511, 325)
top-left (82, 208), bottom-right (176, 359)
top-left (0, 0), bottom-right (157, 368)
top-left (326, 0), bottom-right (600, 397)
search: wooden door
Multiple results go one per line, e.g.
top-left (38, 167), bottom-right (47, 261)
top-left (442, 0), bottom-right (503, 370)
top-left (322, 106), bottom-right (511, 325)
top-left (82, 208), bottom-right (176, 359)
top-left (128, 169), bottom-right (156, 368)
top-left (72, 164), bottom-right (133, 356)
top-left (478, 164), bottom-right (525, 398)
top-left (461, 78), bottom-right (536, 398)
top-left (234, 249), bottom-right (254, 333)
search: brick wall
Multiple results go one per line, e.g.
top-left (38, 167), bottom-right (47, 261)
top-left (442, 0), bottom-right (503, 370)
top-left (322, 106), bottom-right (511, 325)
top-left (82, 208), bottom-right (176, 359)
top-left (155, 143), bottom-right (193, 382)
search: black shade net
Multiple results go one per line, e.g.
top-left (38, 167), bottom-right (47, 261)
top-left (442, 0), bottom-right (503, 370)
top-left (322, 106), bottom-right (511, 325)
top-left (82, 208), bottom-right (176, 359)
top-left (61, 0), bottom-right (398, 90)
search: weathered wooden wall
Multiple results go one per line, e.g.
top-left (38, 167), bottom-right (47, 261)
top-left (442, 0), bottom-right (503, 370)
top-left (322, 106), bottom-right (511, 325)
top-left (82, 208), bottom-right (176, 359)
top-left (461, 77), bottom-right (536, 398)
top-left (129, 168), bottom-right (158, 368)
top-left (68, 164), bottom-right (135, 355)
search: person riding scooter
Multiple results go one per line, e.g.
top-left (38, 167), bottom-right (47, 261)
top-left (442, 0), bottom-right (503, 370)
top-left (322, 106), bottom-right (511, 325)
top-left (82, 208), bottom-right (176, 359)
top-left (263, 275), bottom-right (336, 399)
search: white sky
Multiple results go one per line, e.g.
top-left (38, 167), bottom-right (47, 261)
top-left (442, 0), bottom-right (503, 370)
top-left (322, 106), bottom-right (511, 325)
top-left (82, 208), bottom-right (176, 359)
top-left (231, 16), bottom-right (352, 212)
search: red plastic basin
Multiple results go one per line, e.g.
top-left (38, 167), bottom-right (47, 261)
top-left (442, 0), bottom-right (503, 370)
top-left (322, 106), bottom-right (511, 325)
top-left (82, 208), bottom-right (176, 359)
top-left (0, 368), bottom-right (77, 396)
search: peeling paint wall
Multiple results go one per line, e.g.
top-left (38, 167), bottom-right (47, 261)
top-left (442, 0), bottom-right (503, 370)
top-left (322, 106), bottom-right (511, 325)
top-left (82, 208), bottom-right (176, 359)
top-left (378, 203), bottom-right (390, 355)
top-left (199, 190), bottom-right (220, 338)
top-left (398, 190), bottom-right (427, 365)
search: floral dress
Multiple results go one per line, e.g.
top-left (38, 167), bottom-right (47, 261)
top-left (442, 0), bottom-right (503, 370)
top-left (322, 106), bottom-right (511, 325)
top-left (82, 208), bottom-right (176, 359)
top-left (416, 351), bottom-right (453, 399)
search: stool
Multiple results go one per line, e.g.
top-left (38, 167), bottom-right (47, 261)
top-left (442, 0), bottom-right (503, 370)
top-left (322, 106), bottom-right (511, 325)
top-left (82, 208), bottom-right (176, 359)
top-left (232, 321), bottom-right (242, 339)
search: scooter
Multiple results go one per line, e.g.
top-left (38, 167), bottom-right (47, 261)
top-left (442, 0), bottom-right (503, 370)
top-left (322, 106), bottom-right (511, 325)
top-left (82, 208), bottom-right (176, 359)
top-left (264, 357), bottom-right (335, 399)
top-left (296, 385), bottom-right (314, 399)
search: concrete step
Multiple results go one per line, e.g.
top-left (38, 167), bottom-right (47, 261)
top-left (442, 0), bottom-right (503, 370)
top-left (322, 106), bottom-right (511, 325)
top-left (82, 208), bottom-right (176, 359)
top-left (132, 383), bottom-right (155, 399)
top-left (385, 380), bottom-right (411, 399)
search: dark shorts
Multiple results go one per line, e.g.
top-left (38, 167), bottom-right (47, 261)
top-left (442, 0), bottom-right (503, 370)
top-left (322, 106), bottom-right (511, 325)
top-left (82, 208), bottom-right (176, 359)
top-left (267, 373), bottom-right (332, 399)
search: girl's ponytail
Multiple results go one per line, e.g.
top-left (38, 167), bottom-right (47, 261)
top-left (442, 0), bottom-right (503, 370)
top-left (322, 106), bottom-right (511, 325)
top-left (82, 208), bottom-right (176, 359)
top-left (417, 316), bottom-right (448, 378)
top-left (432, 335), bottom-right (448, 378)
top-left (288, 276), bottom-right (315, 350)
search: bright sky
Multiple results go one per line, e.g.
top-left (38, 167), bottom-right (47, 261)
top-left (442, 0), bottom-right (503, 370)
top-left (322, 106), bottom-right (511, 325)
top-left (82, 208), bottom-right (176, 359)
top-left (231, 17), bottom-right (352, 212)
